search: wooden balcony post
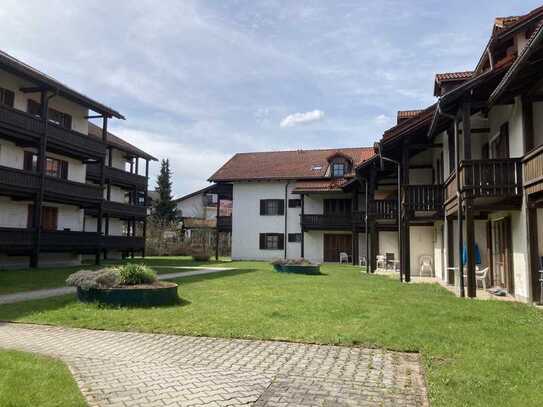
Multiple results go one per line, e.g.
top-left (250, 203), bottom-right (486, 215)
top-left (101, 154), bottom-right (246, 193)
top-left (215, 197), bottom-right (221, 261)
top-left (300, 194), bottom-right (305, 258)
top-left (463, 100), bottom-right (476, 298)
top-left (527, 200), bottom-right (540, 303)
top-left (401, 140), bottom-right (411, 282)
top-left (95, 116), bottom-right (108, 266)
top-left (31, 90), bottom-right (50, 268)
top-left (368, 166), bottom-right (378, 273)
top-left (143, 159), bottom-right (149, 258)
top-left (351, 190), bottom-right (358, 265)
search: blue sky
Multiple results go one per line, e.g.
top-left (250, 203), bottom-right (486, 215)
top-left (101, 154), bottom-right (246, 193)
top-left (1, 1), bottom-right (540, 196)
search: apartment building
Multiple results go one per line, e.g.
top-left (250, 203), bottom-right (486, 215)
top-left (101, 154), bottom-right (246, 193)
top-left (0, 50), bottom-right (156, 268)
top-left (208, 5), bottom-right (543, 304)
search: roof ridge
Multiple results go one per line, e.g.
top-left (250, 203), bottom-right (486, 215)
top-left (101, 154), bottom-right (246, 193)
top-left (233, 146), bottom-right (373, 155)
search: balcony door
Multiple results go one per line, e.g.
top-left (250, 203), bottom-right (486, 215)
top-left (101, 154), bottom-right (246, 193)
top-left (491, 217), bottom-right (514, 294)
top-left (490, 123), bottom-right (510, 159)
top-left (324, 234), bottom-right (351, 262)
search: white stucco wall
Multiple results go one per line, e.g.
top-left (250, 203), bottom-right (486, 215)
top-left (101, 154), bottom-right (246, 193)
top-left (378, 231), bottom-right (399, 259)
top-left (231, 181), bottom-right (302, 261)
top-left (177, 194), bottom-right (205, 219)
top-left (109, 148), bottom-right (129, 171)
top-left (409, 226), bottom-right (434, 277)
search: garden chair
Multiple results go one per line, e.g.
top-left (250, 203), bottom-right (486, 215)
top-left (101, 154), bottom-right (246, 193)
top-left (359, 256), bottom-right (367, 267)
top-left (475, 266), bottom-right (489, 290)
top-left (376, 254), bottom-right (386, 271)
top-left (385, 253), bottom-right (396, 271)
top-left (339, 252), bottom-right (349, 264)
top-left (419, 255), bottom-right (433, 277)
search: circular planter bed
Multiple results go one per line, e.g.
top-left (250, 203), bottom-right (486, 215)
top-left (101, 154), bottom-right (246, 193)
top-left (274, 264), bottom-right (321, 275)
top-left (76, 281), bottom-right (179, 307)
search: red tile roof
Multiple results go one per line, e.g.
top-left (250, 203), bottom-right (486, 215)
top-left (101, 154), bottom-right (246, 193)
top-left (397, 110), bottom-right (423, 124)
top-left (435, 71), bottom-right (474, 83)
top-left (292, 179), bottom-right (348, 193)
top-left (208, 147), bottom-right (374, 182)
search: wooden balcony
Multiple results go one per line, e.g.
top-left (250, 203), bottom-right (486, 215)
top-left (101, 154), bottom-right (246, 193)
top-left (406, 185), bottom-right (444, 212)
top-left (523, 144), bottom-right (543, 195)
top-left (103, 235), bottom-right (145, 251)
top-left (217, 216), bottom-right (232, 231)
top-left (0, 104), bottom-right (106, 159)
top-left (370, 199), bottom-right (397, 220)
top-left (460, 159), bottom-right (522, 198)
top-left (102, 201), bottom-right (147, 219)
top-left (86, 164), bottom-right (148, 189)
top-left (301, 214), bottom-right (356, 230)
top-left (0, 165), bottom-right (102, 206)
top-left (0, 228), bottom-right (100, 254)
top-left (444, 158), bottom-right (522, 214)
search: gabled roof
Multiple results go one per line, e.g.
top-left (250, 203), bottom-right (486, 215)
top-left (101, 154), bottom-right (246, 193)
top-left (174, 185), bottom-right (216, 202)
top-left (0, 50), bottom-right (124, 119)
top-left (208, 147), bottom-right (374, 182)
top-left (489, 21), bottom-right (543, 106)
top-left (88, 122), bottom-right (157, 161)
top-left (382, 104), bottom-right (436, 144)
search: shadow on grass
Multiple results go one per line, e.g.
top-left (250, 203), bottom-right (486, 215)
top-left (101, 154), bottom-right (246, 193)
top-left (0, 269), bottom-right (258, 323)
top-left (164, 268), bottom-right (257, 284)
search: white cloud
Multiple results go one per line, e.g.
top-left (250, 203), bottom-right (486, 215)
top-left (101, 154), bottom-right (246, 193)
top-left (280, 110), bottom-right (325, 128)
top-left (374, 114), bottom-right (392, 126)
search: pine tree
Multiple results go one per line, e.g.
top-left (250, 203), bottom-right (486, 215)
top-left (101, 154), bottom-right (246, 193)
top-left (153, 159), bottom-right (176, 225)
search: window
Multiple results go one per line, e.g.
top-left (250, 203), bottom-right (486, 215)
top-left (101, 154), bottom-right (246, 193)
top-left (27, 205), bottom-right (58, 231)
top-left (288, 199), bottom-right (301, 208)
top-left (260, 199), bottom-right (284, 215)
top-left (24, 151), bottom-right (68, 179)
top-left (259, 233), bottom-right (284, 250)
top-left (0, 87), bottom-right (14, 108)
top-left (331, 162), bottom-right (345, 177)
top-left (288, 233), bottom-right (302, 243)
top-left (27, 100), bottom-right (72, 130)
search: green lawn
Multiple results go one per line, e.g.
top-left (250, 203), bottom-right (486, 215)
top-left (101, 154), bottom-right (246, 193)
top-left (0, 256), bottom-right (231, 295)
top-left (0, 349), bottom-right (85, 407)
top-left (0, 259), bottom-right (542, 406)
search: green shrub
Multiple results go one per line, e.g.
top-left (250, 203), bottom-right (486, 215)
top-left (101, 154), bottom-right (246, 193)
top-left (66, 269), bottom-right (120, 290)
top-left (117, 264), bottom-right (157, 286)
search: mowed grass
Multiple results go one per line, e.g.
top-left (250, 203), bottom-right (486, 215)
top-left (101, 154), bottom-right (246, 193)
top-left (0, 256), bottom-right (231, 295)
top-left (0, 259), bottom-right (542, 406)
top-left (0, 349), bottom-right (85, 407)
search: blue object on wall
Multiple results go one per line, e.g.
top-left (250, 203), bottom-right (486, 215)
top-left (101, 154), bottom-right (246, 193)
top-left (463, 243), bottom-right (481, 265)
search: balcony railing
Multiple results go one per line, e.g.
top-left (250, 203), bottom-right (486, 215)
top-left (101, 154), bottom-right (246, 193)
top-left (86, 164), bottom-right (148, 189)
top-left (406, 185), bottom-right (444, 212)
top-left (104, 235), bottom-right (145, 251)
top-left (301, 214), bottom-right (355, 229)
top-left (0, 104), bottom-right (106, 159)
top-left (523, 144), bottom-right (543, 194)
top-left (0, 228), bottom-right (100, 253)
top-left (370, 199), bottom-right (397, 219)
top-left (102, 201), bottom-right (147, 219)
top-left (460, 159), bottom-right (522, 198)
top-left (0, 165), bottom-right (101, 204)
top-left (217, 216), bottom-right (232, 231)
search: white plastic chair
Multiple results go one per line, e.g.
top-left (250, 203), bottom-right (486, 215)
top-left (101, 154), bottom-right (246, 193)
top-left (359, 256), bottom-right (367, 267)
top-left (419, 255), bottom-right (433, 277)
top-left (376, 255), bottom-right (386, 271)
top-left (476, 266), bottom-right (489, 290)
top-left (339, 252), bottom-right (349, 264)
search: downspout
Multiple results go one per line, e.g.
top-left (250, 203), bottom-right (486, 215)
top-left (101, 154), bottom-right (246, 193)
top-left (364, 177), bottom-right (369, 273)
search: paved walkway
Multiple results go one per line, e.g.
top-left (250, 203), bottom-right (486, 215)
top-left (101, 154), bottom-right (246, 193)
top-left (0, 323), bottom-right (428, 406)
top-left (0, 268), bottom-right (235, 305)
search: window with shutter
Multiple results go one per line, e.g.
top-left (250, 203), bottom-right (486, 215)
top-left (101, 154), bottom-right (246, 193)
top-left (288, 199), bottom-right (301, 208)
top-left (288, 233), bottom-right (302, 243)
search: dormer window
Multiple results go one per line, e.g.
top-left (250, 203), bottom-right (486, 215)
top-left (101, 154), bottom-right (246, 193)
top-left (332, 163), bottom-right (345, 178)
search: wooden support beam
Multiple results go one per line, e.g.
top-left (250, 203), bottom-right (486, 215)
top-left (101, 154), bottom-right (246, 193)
top-left (215, 198), bottom-right (220, 261)
top-left (300, 194), bottom-right (305, 258)
top-left (401, 140), bottom-right (410, 282)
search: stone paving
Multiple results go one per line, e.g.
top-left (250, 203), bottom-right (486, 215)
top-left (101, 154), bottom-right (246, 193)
top-left (0, 323), bottom-right (429, 406)
top-left (0, 267), bottom-right (235, 305)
